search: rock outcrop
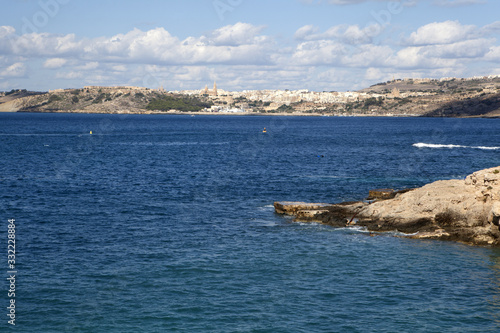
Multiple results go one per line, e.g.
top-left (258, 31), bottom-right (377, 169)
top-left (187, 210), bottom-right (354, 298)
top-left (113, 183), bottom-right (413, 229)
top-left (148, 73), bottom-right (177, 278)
top-left (275, 166), bottom-right (500, 246)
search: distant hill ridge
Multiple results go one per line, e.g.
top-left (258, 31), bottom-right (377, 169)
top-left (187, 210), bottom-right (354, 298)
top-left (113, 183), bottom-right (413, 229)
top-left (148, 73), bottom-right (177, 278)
top-left (1, 75), bottom-right (499, 117)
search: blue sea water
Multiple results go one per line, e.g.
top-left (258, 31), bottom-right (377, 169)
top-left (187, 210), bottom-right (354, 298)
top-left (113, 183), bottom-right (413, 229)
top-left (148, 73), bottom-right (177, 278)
top-left (1, 113), bottom-right (500, 332)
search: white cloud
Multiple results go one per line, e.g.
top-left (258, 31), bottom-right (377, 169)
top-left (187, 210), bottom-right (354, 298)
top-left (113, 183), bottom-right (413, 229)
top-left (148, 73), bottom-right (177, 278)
top-left (0, 23), bottom-right (274, 66)
top-left (294, 25), bottom-right (319, 40)
top-left (112, 65), bottom-right (127, 72)
top-left (481, 21), bottom-right (500, 35)
top-left (343, 45), bottom-right (393, 67)
top-left (43, 58), bottom-right (67, 69)
top-left (55, 71), bottom-right (83, 79)
top-left (407, 20), bottom-right (476, 45)
top-left (205, 22), bottom-right (267, 46)
top-left (423, 38), bottom-right (493, 59)
top-left (0, 26), bottom-right (16, 54)
top-left (0, 26), bottom-right (15, 38)
top-left (485, 46), bottom-right (500, 62)
top-left (294, 24), bottom-right (381, 44)
top-left (0, 62), bottom-right (27, 77)
top-left (1, 17), bottom-right (500, 92)
top-left (11, 33), bottom-right (82, 56)
top-left (364, 67), bottom-right (384, 80)
top-left (78, 62), bottom-right (99, 70)
top-left (80, 25), bottom-right (274, 66)
top-left (291, 40), bottom-right (346, 65)
top-left (390, 46), bottom-right (459, 69)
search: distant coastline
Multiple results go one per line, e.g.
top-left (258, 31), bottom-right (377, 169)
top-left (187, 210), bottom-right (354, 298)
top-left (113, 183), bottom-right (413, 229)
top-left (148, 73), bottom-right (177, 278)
top-left (14, 109), bottom-right (423, 117)
top-left (2, 75), bottom-right (500, 117)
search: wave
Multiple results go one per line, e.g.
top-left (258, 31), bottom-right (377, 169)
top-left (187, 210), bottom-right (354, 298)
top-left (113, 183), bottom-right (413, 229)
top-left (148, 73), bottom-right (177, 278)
top-left (413, 142), bottom-right (500, 150)
top-left (257, 204), bottom-right (275, 212)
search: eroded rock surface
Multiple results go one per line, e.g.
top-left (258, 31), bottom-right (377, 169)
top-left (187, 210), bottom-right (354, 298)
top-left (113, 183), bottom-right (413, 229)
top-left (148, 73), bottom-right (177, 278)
top-left (275, 166), bottom-right (500, 246)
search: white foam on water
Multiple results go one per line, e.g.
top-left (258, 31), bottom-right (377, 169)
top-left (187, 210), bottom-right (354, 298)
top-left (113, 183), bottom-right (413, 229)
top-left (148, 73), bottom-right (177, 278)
top-left (257, 204), bottom-right (275, 211)
top-left (471, 146), bottom-right (500, 150)
top-left (387, 230), bottom-right (420, 237)
top-left (413, 143), bottom-right (466, 149)
top-left (413, 142), bottom-right (500, 150)
top-left (335, 226), bottom-right (370, 233)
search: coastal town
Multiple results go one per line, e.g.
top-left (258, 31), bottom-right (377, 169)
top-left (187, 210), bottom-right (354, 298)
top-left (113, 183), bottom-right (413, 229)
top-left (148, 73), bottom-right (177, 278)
top-left (177, 75), bottom-right (500, 116)
top-left (1, 75), bottom-right (500, 117)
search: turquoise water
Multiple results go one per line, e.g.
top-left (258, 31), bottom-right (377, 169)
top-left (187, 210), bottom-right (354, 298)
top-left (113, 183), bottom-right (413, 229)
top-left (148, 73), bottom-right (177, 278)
top-left (1, 113), bottom-right (500, 332)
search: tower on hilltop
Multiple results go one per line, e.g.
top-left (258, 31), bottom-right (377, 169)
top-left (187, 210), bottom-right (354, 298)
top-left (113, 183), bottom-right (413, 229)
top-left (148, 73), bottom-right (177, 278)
top-left (201, 81), bottom-right (218, 96)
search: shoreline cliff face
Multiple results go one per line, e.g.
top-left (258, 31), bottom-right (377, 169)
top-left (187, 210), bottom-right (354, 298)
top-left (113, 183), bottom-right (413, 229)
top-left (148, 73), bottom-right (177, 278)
top-left (275, 166), bottom-right (500, 247)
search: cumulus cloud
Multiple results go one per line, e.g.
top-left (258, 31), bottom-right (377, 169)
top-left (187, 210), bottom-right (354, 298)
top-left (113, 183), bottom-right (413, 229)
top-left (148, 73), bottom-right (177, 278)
top-left (43, 58), bottom-right (67, 69)
top-left (365, 67), bottom-right (384, 80)
top-left (1, 18), bottom-right (500, 92)
top-left (0, 23), bottom-right (274, 66)
top-left (343, 45), bottom-right (394, 67)
top-left (78, 62), bottom-right (99, 70)
top-left (390, 46), bottom-right (459, 69)
top-left (112, 65), bottom-right (127, 72)
top-left (294, 24), bottom-right (381, 44)
top-left (481, 21), bottom-right (500, 35)
top-left (291, 40), bottom-right (347, 65)
top-left (0, 26), bottom-right (15, 38)
top-left (55, 71), bottom-right (83, 79)
top-left (423, 38), bottom-right (493, 59)
top-left (294, 25), bottom-right (319, 40)
top-left (0, 26), bottom-right (16, 54)
top-left (10, 33), bottom-right (82, 56)
top-left (204, 22), bottom-right (267, 46)
top-left (485, 46), bottom-right (500, 62)
top-left (407, 20), bottom-right (477, 45)
top-left (0, 62), bottom-right (27, 77)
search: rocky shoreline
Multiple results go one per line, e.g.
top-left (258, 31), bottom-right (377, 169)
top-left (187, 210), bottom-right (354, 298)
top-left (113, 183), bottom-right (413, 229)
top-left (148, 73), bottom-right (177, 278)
top-left (275, 166), bottom-right (500, 247)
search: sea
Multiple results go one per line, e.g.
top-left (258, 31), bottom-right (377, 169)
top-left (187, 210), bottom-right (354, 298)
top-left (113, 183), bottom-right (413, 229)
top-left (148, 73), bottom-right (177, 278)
top-left (1, 113), bottom-right (500, 332)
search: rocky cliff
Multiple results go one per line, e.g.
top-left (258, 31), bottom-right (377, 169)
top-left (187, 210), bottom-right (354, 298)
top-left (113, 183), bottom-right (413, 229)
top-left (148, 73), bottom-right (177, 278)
top-left (275, 166), bottom-right (500, 246)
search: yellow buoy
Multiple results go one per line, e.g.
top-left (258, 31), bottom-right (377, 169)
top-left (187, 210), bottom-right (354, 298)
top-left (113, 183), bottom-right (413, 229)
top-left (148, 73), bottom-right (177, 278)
top-left (90, 131), bottom-right (93, 135)
top-left (263, 128), bottom-right (267, 133)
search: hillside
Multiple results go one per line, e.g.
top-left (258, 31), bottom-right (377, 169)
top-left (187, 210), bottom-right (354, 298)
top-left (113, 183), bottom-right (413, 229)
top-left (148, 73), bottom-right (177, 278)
top-left (0, 89), bottom-right (46, 112)
top-left (0, 87), bottom-right (211, 114)
top-left (355, 76), bottom-right (500, 117)
top-left (1, 76), bottom-right (500, 117)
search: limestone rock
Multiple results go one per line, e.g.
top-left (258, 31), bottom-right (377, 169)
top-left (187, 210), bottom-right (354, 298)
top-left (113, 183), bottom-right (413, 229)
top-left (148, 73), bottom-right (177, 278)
top-left (488, 202), bottom-right (500, 226)
top-left (367, 189), bottom-right (396, 200)
top-left (273, 202), bottom-right (331, 215)
top-left (275, 166), bottom-right (500, 247)
top-left (294, 210), bottom-right (330, 222)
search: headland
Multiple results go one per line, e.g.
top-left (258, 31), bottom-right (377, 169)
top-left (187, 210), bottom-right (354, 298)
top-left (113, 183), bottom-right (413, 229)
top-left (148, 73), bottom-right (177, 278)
top-left (275, 166), bottom-right (500, 247)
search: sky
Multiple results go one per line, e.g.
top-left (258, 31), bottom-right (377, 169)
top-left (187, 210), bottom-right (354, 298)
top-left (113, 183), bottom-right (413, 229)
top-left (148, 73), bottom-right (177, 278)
top-left (1, 0), bottom-right (500, 92)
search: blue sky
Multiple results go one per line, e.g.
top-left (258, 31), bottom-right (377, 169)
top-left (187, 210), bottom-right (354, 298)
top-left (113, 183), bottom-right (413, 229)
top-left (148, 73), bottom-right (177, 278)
top-left (1, 0), bottom-right (500, 92)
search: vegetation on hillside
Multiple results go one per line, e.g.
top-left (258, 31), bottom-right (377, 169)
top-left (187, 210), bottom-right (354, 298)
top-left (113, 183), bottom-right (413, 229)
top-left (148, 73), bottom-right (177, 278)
top-left (146, 95), bottom-right (212, 112)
